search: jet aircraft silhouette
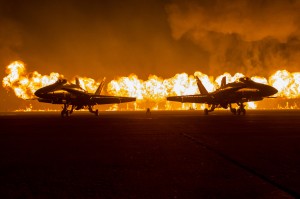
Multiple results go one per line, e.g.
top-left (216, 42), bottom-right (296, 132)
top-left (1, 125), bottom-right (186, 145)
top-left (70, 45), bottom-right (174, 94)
top-left (167, 76), bottom-right (278, 115)
top-left (34, 77), bottom-right (136, 117)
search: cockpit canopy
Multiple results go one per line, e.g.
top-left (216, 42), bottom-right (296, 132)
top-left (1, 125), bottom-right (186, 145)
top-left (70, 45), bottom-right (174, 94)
top-left (56, 79), bottom-right (67, 84)
top-left (238, 77), bottom-right (252, 83)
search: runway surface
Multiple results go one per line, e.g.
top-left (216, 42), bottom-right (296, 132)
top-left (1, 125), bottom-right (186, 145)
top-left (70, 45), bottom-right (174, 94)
top-left (0, 110), bottom-right (299, 198)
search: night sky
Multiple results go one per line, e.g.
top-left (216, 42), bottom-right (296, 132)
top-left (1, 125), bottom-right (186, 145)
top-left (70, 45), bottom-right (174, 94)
top-left (1, 0), bottom-right (300, 111)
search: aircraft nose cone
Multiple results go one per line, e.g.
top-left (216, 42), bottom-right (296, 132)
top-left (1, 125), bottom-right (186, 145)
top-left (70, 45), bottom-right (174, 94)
top-left (267, 86), bottom-right (278, 96)
top-left (34, 89), bottom-right (42, 97)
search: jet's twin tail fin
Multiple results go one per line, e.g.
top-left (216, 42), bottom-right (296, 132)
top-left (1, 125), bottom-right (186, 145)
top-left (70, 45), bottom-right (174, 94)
top-left (221, 76), bottom-right (226, 87)
top-left (194, 76), bottom-right (208, 95)
top-left (95, 77), bottom-right (106, 95)
top-left (75, 77), bottom-right (80, 87)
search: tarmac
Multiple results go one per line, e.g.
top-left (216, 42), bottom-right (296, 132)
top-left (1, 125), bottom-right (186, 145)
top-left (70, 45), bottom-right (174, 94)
top-left (0, 110), bottom-right (299, 198)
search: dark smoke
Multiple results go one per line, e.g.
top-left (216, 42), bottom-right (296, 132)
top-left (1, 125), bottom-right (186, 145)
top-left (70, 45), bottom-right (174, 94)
top-left (166, 0), bottom-right (300, 76)
top-left (1, 0), bottom-right (207, 111)
top-left (0, 5), bottom-right (23, 111)
top-left (0, 0), bottom-right (208, 81)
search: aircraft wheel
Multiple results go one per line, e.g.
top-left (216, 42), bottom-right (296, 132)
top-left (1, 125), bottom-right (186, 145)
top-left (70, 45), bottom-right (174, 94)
top-left (66, 110), bottom-right (70, 117)
top-left (95, 109), bottom-right (99, 116)
top-left (61, 110), bottom-right (66, 118)
top-left (231, 108), bottom-right (236, 115)
top-left (204, 108), bottom-right (208, 115)
top-left (241, 109), bottom-right (246, 115)
top-left (237, 109), bottom-right (241, 115)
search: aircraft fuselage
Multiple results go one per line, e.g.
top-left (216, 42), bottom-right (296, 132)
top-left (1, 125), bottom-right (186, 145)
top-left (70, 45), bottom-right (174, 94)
top-left (166, 76), bottom-right (278, 115)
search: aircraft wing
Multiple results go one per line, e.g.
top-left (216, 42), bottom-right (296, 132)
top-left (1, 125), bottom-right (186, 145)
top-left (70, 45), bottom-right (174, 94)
top-left (167, 94), bottom-right (210, 103)
top-left (91, 95), bottom-right (136, 105)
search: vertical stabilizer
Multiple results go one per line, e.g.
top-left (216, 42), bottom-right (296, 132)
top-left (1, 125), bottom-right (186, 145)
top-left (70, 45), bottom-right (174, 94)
top-left (75, 77), bottom-right (80, 87)
top-left (95, 77), bottom-right (106, 95)
top-left (194, 76), bottom-right (208, 95)
top-left (221, 76), bottom-right (226, 87)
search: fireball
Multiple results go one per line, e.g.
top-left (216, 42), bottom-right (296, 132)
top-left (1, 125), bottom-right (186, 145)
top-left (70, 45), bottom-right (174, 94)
top-left (2, 61), bottom-right (300, 111)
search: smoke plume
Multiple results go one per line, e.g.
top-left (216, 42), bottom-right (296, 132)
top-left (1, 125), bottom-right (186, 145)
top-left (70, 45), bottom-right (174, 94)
top-left (166, 0), bottom-right (300, 76)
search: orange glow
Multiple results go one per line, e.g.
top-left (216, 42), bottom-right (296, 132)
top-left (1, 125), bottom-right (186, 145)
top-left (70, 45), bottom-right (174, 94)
top-left (2, 61), bottom-right (63, 99)
top-left (247, 102), bottom-right (257, 109)
top-left (2, 61), bottom-right (300, 111)
top-left (77, 78), bottom-right (99, 93)
top-left (269, 70), bottom-right (300, 99)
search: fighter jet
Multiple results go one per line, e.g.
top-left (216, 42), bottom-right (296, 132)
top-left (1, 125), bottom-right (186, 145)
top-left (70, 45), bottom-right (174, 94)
top-left (167, 76), bottom-right (278, 115)
top-left (34, 77), bottom-right (136, 117)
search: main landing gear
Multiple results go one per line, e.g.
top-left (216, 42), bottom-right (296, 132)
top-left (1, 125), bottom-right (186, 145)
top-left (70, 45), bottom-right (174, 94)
top-left (203, 103), bottom-right (246, 115)
top-left (88, 105), bottom-right (99, 116)
top-left (236, 103), bottom-right (246, 115)
top-left (204, 105), bottom-right (216, 115)
top-left (61, 104), bottom-right (74, 118)
top-left (60, 104), bottom-right (99, 117)
top-left (230, 104), bottom-right (237, 115)
top-left (229, 103), bottom-right (246, 115)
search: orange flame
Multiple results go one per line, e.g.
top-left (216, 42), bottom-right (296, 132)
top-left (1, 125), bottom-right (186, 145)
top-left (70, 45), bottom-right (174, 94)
top-left (269, 70), bottom-right (300, 99)
top-left (2, 61), bottom-right (63, 99)
top-left (2, 61), bottom-right (300, 111)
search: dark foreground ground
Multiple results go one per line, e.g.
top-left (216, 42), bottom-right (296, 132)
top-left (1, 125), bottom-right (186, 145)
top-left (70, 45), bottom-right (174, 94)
top-left (0, 110), bottom-right (299, 198)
